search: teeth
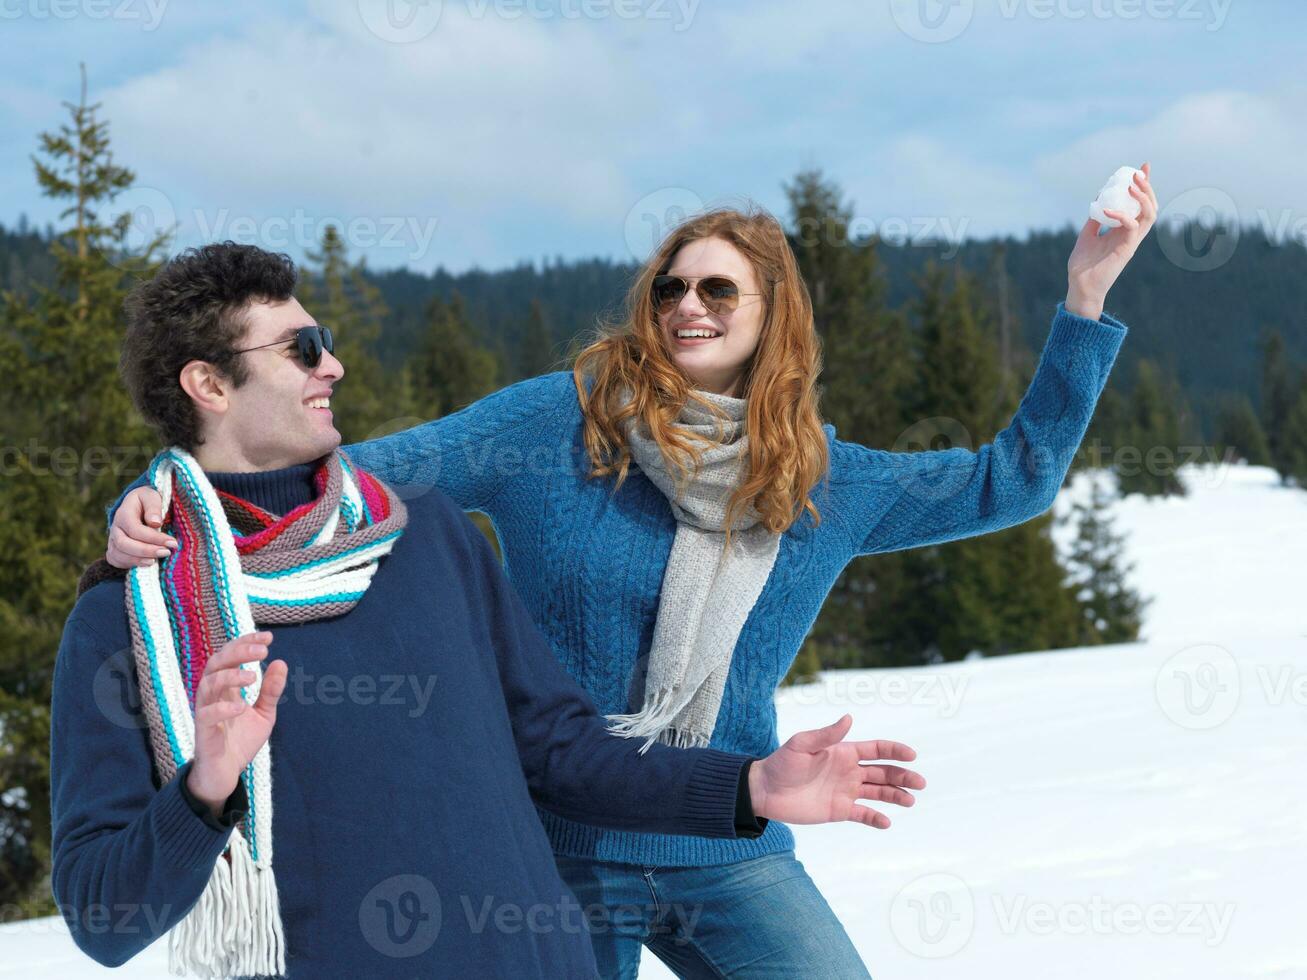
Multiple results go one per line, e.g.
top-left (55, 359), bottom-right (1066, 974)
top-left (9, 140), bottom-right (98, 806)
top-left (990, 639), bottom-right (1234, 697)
top-left (676, 329), bottom-right (719, 339)
top-left (307, 397), bottom-right (330, 409)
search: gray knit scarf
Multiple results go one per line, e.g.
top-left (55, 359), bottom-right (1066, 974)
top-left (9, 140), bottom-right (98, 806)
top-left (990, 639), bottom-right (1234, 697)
top-left (605, 389), bottom-right (782, 754)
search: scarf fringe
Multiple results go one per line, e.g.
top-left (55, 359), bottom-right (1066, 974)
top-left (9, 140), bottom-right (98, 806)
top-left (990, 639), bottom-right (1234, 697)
top-left (659, 727), bottom-right (713, 749)
top-left (605, 686), bottom-right (712, 755)
top-left (167, 838), bottom-right (285, 979)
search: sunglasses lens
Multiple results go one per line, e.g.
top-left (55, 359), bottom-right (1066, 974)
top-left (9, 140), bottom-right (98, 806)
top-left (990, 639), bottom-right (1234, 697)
top-left (699, 277), bottom-right (740, 314)
top-left (651, 275), bottom-right (687, 313)
top-left (320, 326), bottom-right (333, 354)
top-left (297, 327), bottom-right (323, 367)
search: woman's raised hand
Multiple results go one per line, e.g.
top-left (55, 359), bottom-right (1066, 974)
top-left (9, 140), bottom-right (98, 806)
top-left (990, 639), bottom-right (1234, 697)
top-left (1065, 161), bottom-right (1158, 320)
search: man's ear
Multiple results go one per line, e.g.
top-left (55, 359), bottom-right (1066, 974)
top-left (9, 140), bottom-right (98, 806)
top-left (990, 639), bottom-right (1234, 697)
top-left (178, 360), bottom-right (231, 419)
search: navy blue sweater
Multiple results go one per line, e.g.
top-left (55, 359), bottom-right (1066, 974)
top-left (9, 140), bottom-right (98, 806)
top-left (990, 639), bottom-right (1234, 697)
top-left (51, 467), bottom-right (760, 977)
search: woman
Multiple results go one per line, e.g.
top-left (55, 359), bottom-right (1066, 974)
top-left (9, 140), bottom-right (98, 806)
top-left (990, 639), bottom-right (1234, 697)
top-left (107, 165), bottom-right (1157, 977)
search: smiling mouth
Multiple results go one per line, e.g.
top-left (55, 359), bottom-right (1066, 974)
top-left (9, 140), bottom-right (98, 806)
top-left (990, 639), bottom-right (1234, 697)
top-left (305, 397), bottom-right (331, 410)
top-left (673, 327), bottom-right (722, 339)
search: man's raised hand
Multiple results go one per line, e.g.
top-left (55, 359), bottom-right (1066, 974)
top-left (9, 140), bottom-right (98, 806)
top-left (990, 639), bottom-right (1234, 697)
top-left (186, 631), bottom-right (288, 818)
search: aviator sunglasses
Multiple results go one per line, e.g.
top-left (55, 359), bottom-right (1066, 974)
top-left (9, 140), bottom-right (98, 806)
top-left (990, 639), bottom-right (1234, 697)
top-left (651, 274), bottom-right (771, 316)
top-left (234, 325), bottom-right (334, 368)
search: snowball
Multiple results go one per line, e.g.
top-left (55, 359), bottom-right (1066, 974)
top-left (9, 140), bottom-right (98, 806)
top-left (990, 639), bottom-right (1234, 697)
top-left (1089, 166), bottom-right (1144, 229)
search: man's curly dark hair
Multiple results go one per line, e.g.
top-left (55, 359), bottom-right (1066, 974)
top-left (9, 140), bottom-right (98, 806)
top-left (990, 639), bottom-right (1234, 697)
top-left (121, 242), bottom-right (298, 449)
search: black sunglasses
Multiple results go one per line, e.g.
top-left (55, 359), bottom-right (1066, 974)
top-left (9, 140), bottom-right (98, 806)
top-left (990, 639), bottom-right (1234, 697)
top-left (234, 325), bottom-right (334, 368)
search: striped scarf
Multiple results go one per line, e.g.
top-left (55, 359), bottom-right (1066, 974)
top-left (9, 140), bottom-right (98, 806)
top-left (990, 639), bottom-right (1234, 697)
top-left (125, 447), bottom-right (408, 978)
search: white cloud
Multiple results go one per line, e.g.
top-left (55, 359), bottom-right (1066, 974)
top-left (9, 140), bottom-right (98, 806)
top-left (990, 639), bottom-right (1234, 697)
top-left (94, 6), bottom-right (664, 267)
top-left (834, 84), bottom-right (1306, 249)
top-left (1034, 86), bottom-right (1307, 240)
top-left (843, 133), bottom-right (1063, 245)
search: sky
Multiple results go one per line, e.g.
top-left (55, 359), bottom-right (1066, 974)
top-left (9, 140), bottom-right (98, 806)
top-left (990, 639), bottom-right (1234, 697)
top-left (1, 0), bottom-right (1302, 273)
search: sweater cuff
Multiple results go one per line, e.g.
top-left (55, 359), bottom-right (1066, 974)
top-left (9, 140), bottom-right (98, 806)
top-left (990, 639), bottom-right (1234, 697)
top-left (734, 759), bottom-right (768, 839)
top-left (678, 749), bottom-right (757, 839)
top-left (177, 760), bottom-right (250, 833)
top-left (1052, 300), bottom-right (1129, 350)
top-left (153, 761), bottom-right (242, 869)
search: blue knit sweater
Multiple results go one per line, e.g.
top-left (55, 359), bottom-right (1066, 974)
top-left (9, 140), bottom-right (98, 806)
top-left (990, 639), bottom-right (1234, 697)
top-left (60, 468), bottom-right (756, 977)
top-left (339, 301), bottom-right (1128, 868)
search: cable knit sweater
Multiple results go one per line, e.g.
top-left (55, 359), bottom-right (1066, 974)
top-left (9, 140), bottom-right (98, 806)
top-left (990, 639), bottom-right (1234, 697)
top-left (334, 301), bottom-right (1128, 867)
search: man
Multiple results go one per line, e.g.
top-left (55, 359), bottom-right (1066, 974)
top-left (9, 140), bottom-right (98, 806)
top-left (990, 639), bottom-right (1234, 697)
top-left (50, 242), bottom-right (924, 978)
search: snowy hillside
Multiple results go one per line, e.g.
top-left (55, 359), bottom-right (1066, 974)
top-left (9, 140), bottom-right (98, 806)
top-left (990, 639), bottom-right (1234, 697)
top-left (4, 464), bottom-right (1304, 979)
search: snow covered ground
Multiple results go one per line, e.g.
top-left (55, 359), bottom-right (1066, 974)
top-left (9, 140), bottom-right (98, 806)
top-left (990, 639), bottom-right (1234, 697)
top-left (4, 464), bottom-right (1304, 978)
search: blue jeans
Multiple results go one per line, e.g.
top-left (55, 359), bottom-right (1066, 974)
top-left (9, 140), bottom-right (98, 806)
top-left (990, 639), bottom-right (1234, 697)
top-left (553, 850), bottom-right (872, 979)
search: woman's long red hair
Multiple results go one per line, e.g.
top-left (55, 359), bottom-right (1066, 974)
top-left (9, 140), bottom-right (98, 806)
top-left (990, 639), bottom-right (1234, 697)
top-left (572, 206), bottom-right (829, 536)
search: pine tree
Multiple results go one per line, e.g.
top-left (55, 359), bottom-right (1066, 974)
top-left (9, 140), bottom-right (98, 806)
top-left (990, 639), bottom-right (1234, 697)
top-left (517, 298), bottom-right (558, 379)
top-left (1279, 374), bottom-right (1307, 487)
top-left (905, 264), bottom-right (1082, 661)
top-left (1260, 331), bottom-right (1297, 484)
top-left (989, 517), bottom-right (1084, 654)
top-left (986, 242), bottom-right (1024, 414)
top-left (783, 170), bottom-right (913, 666)
top-left (1062, 474), bottom-right (1149, 645)
top-left (784, 169), bottom-right (911, 448)
top-left (298, 225), bottom-right (398, 444)
top-left (0, 67), bottom-right (163, 913)
top-left (401, 292), bottom-right (502, 550)
top-left (901, 263), bottom-right (1006, 661)
top-left (405, 292), bottom-right (500, 419)
top-left (1212, 393), bottom-right (1271, 466)
top-left (909, 261), bottom-right (1002, 430)
top-left (1117, 358), bottom-right (1186, 497)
